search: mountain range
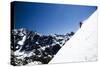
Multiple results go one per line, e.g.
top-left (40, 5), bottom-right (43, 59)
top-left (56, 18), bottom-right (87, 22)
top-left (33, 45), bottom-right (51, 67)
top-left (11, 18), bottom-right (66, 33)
top-left (11, 28), bottom-right (74, 66)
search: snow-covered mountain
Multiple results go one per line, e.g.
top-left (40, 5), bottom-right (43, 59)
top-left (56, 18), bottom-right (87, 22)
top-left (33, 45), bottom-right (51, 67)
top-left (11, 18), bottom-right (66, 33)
top-left (11, 10), bottom-right (97, 66)
top-left (49, 11), bottom-right (97, 64)
top-left (11, 28), bottom-right (74, 66)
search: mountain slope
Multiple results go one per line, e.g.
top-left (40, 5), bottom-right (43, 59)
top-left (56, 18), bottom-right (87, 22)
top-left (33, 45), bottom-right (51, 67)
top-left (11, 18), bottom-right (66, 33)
top-left (49, 10), bottom-right (98, 64)
top-left (11, 28), bottom-right (74, 66)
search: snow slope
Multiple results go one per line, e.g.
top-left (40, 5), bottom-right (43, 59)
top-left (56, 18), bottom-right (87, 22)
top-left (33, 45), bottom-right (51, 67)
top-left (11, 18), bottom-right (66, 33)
top-left (49, 10), bottom-right (98, 64)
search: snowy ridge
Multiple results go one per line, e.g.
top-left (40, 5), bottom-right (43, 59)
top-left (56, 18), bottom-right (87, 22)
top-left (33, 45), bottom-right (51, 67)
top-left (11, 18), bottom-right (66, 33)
top-left (49, 10), bottom-right (98, 63)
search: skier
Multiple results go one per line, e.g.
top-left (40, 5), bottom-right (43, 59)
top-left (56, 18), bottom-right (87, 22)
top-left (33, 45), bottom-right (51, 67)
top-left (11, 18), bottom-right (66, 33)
top-left (79, 22), bottom-right (83, 28)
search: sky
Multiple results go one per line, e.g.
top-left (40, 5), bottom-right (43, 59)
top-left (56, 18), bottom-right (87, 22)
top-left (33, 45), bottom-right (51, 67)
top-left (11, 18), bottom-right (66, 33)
top-left (13, 1), bottom-right (97, 35)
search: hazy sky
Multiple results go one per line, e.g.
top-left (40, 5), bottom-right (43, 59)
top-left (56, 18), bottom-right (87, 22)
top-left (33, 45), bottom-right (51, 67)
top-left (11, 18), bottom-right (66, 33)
top-left (13, 1), bottom-right (97, 35)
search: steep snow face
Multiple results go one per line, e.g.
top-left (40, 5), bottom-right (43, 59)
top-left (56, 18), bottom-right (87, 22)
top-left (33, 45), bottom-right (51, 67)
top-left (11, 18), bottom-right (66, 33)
top-left (49, 11), bottom-right (98, 64)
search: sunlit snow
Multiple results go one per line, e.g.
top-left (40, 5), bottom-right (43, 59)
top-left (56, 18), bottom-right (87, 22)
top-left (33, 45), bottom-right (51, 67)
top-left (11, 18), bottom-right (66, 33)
top-left (49, 10), bottom-right (98, 64)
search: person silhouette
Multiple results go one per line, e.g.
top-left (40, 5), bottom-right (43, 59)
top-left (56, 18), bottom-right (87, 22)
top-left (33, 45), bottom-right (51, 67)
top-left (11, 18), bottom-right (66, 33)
top-left (80, 22), bottom-right (83, 28)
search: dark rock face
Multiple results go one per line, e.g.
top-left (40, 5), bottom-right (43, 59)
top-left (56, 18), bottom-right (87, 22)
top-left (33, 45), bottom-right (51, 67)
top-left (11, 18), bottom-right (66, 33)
top-left (11, 28), bottom-right (74, 66)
